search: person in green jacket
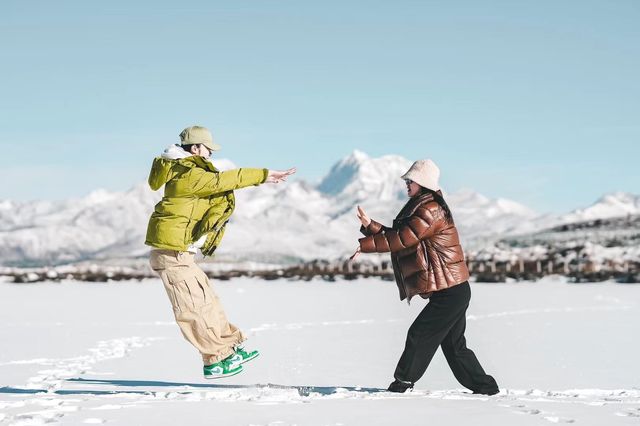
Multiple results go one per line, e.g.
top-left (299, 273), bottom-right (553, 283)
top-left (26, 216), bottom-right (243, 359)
top-left (146, 125), bottom-right (295, 379)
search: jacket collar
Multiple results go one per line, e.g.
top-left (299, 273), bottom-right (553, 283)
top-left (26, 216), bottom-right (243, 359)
top-left (395, 191), bottom-right (439, 221)
top-left (159, 145), bottom-right (219, 173)
top-left (181, 155), bottom-right (218, 172)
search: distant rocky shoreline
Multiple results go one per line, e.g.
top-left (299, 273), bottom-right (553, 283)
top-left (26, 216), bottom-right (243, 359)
top-left (3, 255), bottom-right (639, 284)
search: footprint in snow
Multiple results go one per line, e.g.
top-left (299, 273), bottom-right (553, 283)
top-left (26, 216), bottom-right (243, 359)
top-left (507, 403), bottom-right (541, 416)
top-left (544, 416), bottom-right (575, 423)
top-left (513, 406), bottom-right (541, 415)
top-left (615, 408), bottom-right (640, 417)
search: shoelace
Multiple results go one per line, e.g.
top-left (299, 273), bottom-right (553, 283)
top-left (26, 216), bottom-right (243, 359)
top-left (220, 358), bottom-right (236, 368)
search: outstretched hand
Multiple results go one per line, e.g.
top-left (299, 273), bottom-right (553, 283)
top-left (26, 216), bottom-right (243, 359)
top-left (266, 167), bottom-right (297, 184)
top-left (356, 205), bottom-right (371, 227)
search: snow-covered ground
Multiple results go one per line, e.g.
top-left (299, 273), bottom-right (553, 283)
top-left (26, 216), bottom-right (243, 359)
top-left (1, 277), bottom-right (639, 425)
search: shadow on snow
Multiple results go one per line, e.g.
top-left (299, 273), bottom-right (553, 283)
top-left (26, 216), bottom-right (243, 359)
top-left (0, 378), bottom-right (387, 397)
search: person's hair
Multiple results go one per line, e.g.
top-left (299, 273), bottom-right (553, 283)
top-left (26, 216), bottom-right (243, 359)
top-left (180, 144), bottom-right (199, 153)
top-left (420, 187), bottom-right (453, 224)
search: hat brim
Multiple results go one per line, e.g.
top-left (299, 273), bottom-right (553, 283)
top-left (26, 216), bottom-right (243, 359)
top-left (400, 172), bottom-right (439, 191)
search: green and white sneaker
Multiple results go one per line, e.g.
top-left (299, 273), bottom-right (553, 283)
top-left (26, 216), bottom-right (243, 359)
top-left (203, 357), bottom-right (243, 379)
top-left (228, 346), bottom-right (260, 365)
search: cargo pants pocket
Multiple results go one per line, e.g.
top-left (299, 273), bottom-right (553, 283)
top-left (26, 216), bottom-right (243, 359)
top-left (200, 302), bottom-right (224, 336)
top-left (163, 267), bottom-right (211, 312)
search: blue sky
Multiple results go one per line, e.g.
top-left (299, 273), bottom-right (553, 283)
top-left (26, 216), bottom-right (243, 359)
top-left (1, 0), bottom-right (638, 213)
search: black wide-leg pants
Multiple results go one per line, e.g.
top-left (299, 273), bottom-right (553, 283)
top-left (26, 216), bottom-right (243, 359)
top-left (393, 282), bottom-right (499, 393)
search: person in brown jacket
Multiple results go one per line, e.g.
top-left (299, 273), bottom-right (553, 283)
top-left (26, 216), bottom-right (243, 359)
top-left (354, 159), bottom-right (499, 394)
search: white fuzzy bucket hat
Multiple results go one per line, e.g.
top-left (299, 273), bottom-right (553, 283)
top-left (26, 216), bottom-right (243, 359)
top-left (401, 159), bottom-right (441, 191)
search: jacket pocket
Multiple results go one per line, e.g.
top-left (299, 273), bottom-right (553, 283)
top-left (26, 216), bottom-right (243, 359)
top-left (417, 241), bottom-right (429, 270)
top-left (397, 243), bottom-right (428, 278)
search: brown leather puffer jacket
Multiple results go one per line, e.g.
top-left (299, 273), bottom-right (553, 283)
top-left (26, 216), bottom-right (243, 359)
top-left (359, 191), bottom-right (470, 302)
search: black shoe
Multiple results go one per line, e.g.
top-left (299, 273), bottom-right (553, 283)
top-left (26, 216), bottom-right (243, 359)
top-left (387, 379), bottom-right (414, 393)
top-left (473, 388), bottom-right (499, 396)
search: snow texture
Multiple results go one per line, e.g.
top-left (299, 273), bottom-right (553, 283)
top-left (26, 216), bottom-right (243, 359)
top-left (0, 277), bottom-right (639, 425)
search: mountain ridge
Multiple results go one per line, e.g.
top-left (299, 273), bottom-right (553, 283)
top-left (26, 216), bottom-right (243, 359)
top-left (0, 151), bottom-right (636, 267)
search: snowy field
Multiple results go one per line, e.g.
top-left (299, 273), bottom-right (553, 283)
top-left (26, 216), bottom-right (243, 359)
top-left (1, 277), bottom-right (639, 426)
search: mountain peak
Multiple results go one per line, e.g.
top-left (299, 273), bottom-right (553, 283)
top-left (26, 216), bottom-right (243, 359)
top-left (447, 188), bottom-right (490, 205)
top-left (347, 149), bottom-right (369, 163)
top-left (562, 191), bottom-right (640, 223)
top-left (597, 191), bottom-right (638, 205)
top-left (317, 150), bottom-right (369, 195)
top-left (83, 189), bottom-right (119, 205)
top-left (317, 150), bottom-right (411, 200)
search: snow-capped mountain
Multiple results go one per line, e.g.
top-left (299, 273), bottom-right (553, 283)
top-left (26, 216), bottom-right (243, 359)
top-left (0, 151), bottom-right (634, 267)
top-left (479, 193), bottom-right (640, 266)
top-left (560, 192), bottom-right (640, 224)
top-left (318, 150), bottom-right (411, 203)
top-left (0, 183), bottom-right (158, 266)
top-left (445, 189), bottom-right (541, 242)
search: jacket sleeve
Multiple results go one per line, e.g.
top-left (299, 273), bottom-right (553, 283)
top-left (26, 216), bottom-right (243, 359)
top-left (359, 220), bottom-right (388, 236)
top-left (358, 205), bottom-right (441, 253)
top-left (147, 158), bottom-right (176, 191)
top-left (190, 168), bottom-right (269, 197)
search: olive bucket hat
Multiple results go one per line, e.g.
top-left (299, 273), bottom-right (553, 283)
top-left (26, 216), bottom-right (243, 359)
top-left (179, 125), bottom-right (221, 151)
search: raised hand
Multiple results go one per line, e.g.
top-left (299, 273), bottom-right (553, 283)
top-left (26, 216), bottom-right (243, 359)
top-left (356, 205), bottom-right (371, 227)
top-left (266, 167), bottom-right (297, 184)
top-left (349, 246), bottom-right (361, 261)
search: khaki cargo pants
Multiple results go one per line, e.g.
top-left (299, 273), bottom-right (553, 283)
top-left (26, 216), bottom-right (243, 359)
top-left (149, 250), bottom-right (245, 365)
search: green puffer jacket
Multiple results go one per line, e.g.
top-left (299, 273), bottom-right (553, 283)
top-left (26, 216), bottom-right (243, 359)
top-left (145, 153), bottom-right (268, 256)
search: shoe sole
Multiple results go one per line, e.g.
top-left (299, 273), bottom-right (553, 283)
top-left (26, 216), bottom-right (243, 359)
top-left (387, 387), bottom-right (413, 393)
top-left (203, 367), bottom-right (244, 380)
top-left (473, 389), bottom-right (500, 396)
